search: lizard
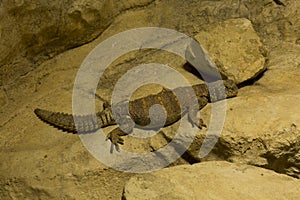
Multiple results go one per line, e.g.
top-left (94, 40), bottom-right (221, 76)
top-left (34, 79), bottom-right (238, 150)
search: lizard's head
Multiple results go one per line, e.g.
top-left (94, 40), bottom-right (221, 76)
top-left (207, 79), bottom-right (238, 102)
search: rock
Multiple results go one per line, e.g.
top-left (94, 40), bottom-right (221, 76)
top-left (192, 18), bottom-right (267, 84)
top-left (0, 88), bottom-right (8, 108)
top-left (267, 42), bottom-right (300, 70)
top-left (262, 0), bottom-right (300, 45)
top-left (123, 161), bottom-right (300, 200)
top-left (262, 124), bottom-right (300, 178)
top-left (186, 43), bottom-right (300, 178)
top-left (1, 0), bottom-right (300, 199)
top-left (185, 37), bottom-right (222, 82)
top-left (0, 0), bottom-right (155, 85)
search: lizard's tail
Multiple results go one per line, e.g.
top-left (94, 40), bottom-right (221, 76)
top-left (34, 108), bottom-right (114, 133)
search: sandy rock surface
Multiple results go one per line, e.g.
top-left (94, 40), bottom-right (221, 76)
top-left (123, 161), bottom-right (300, 200)
top-left (194, 18), bottom-right (267, 84)
top-left (1, 0), bottom-right (300, 199)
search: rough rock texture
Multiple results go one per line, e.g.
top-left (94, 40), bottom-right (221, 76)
top-left (189, 41), bottom-right (300, 178)
top-left (123, 161), bottom-right (300, 200)
top-left (194, 18), bottom-right (267, 84)
top-left (1, 0), bottom-right (300, 199)
top-left (0, 0), bottom-right (155, 85)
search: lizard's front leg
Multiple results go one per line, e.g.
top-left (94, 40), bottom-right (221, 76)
top-left (106, 116), bottom-right (135, 152)
top-left (106, 127), bottom-right (127, 152)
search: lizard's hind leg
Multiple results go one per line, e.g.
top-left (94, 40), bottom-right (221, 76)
top-left (188, 107), bottom-right (207, 129)
top-left (95, 93), bottom-right (111, 110)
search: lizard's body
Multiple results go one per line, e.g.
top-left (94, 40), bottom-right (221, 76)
top-left (34, 79), bottom-right (238, 147)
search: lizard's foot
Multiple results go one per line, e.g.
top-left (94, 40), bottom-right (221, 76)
top-left (106, 117), bottom-right (134, 153)
top-left (188, 108), bottom-right (207, 129)
top-left (94, 93), bottom-right (111, 110)
top-left (106, 127), bottom-right (127, 153)
top-left (189, 116), bottom-right (207, 129)
top-left (197, 118), bottom-right (207, 129)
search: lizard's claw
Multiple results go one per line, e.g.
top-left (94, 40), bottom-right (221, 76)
top-left (188, 109), bottom-right (207, 129)
top-left (196, 118), bottom-right (207, 129)
top-left (106, 131), bottom-right (124, 145)
top-left (106, 127), bottom-right (127, 153)
top-left (190, 118), bottom-right (207, 129)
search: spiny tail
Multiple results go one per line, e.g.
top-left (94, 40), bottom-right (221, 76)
top-left (34, 108), bottom-right (115, 133)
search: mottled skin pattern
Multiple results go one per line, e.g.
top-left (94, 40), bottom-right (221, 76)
top-left (34, 79), bottom-right (238, 150)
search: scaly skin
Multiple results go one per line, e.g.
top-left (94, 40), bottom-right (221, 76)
top-left (34, 108), bottom-right (115, 133)
top-left (34, 79), bottom-right (238, 148)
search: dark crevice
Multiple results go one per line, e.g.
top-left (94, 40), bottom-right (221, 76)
top-left (117, 0), bottom-right (156, 15)
top-left (273, 0), bottom-right (286, 6)
top-left (155, 130), bottom-right (201, 165)
top-left (183, 62), bottom-right (228, 82)
top-left (180, 150), bottom-right (201, 164)
top-left (237, 67), bottom-right (267, 88)
top-left (183, 62), bottom-right (205, 81)
top-left (184, 61), bottom-right (267, 89)
top-left (261, 154), bottom-right (300, 179)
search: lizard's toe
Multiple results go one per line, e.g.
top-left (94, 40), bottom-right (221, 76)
top-left (197, 118), bottom-right (207, 129)
top-left (106, 127), bottom-right (127, 148)
top-left (106, 132), bottom-right (124, 145)
top-left (188, 112), bottom-right (207, 129)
